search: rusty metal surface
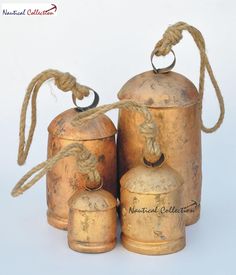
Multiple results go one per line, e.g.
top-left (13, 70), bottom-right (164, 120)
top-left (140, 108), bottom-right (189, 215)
top-left (46, 108), bottom-right (117, 230)
top-left (118, 70), bottom-right (198, 108)
top-left (118, 70), bottom-right (201, 225)
top-left (120, 164), bottom-right (185, 255)
top-left (67, 189), bottom-right (117, 253)
top-left (48, 108), bottom-right (117, 141)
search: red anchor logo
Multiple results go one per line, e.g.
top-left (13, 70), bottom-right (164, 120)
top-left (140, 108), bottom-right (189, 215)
top-left (45, 4), bottom-right (57, 14)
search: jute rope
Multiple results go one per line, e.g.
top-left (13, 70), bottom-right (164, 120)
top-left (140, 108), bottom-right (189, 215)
top-left (17, 69), bottom-right (91, 165)
top-left (152, 21), bottom-right (224, 133)
top-left (12, 143), bottom-right (100, 197)
top-left (72, 100), bottom-right (162, 163)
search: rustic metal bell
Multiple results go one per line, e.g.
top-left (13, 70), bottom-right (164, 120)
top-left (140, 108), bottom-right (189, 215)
top-left (120, 155), bottom-right (186, 255)
top-left (117, 69), bottom-right (200, 226)
top-left (47, 107), bottom-right (117, 230)
top-left (117, 22), bottom-right (225, 226)
top-left (68, 188), bottom-right (117, 253)
top-left (14, 69), bottom-right (117, 231)
top-left (71, 99), bottom-right (186, 255)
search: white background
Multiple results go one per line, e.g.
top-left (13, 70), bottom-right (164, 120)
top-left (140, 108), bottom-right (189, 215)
top-left (0, 1), bottom-right (235, 274)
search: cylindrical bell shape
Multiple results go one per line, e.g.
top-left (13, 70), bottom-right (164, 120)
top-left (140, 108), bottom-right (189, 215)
top-left (118, 71), bottom-right (201, 225)
top-left (120, 163), bottom-right (186, 255)
top-left (47, 108), bottom-right (117, 230)
top-left (68, 189), bottom-right (117, 253)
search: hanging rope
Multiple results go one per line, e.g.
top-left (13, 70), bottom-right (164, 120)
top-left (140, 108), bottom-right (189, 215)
top-left (17, 69), bottom-right (91, 165)
top-left (72, 100), bottom-right (162, 164)
top-left (12, 143), bottom-right (100, 197)
top-left (152, 21), bottom-right (224, 133)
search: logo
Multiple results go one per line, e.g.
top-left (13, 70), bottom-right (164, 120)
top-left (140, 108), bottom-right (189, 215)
top-left (128, 200), bottom-right (200, 214)
top-left (1, 3), bottom-right (57, 16)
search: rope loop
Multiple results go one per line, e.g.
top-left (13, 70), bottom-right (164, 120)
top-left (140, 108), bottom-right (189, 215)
top-left (152, 22), bottom-right (224, 133)
top-left (17, 69), bottom-right (91, 165)
top-left (12, 143), bottom-right (100, 197)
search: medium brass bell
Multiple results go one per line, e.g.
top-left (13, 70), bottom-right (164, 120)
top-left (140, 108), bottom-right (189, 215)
top-left (47, 108), bottom-right (117, 230)
top-left (116, 100), bottom-right (186, 255)
top-left (117, 22), bottom-right (225, 225)
top-left (13, 69), bottom-right (117, 231)
top-left (71, 99), bottom-right (186, 255)
top-left (120, 156), bottom-right (186, 255)
top-left (68, 188), bottom-right (117, 253)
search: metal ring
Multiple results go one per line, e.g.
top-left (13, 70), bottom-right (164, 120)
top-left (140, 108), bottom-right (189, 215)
top-left (150, 49), bottom-right (176, 74)
top-left (85, 179), bottom-right (103, 192)
top-left (72, 88), bottom-right (99, 112)
top-left (143, 153), bottom-right (165, 168)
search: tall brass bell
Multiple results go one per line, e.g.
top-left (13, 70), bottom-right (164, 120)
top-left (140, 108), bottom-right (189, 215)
top-left (13, 69), bottom-right (117, 230)
top-left (117, 22), bottom-right (225, 225)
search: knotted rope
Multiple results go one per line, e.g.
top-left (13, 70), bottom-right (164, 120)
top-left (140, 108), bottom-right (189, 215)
top-left (152, 21), bottom-right (224, 133)
top-left (17, 69), bottom-right (91, 165)
top-left (72, 100), bottom-right (162, 164)
top-left (12, 143), bottom-right (100, 197)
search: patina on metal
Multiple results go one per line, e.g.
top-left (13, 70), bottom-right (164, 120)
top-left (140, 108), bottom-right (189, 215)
top-left (118, 22), bottom-right (225, 226)
top-left (67, 145), bottom-right (117, 254)
top-left (47, 108), bottom-right (117, 230)
top-left (13, 69), bottom-right (118, 230)
top-left (118, 69), bottom-right (201, 225)
top-left (118, 103), bottom-right (186, 255)
top-left (68, 187), bottom-right (117, 253)
top-left (120, 159), bottom-right (186, 255)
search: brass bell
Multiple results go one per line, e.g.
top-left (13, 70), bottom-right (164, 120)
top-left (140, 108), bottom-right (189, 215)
top-left (116, 100), bottom-right (186, 255)
top-left (67, 144), bottom-right (117, 253)
top-left (13, 69), bottom-right (117, 231)
top-left (68, 188), bottom-right (117, 253)
top-left (47, 107), bottom-right (117, 230)
top-left (12, 141), bottom-right (117, 253)
top-left (72, 99), bottom-right (186, 255)
top-left (120, 155), bottom-right (186, 255)
top-left (117, 69), bottom-right (200, 226)
top-left (117, 22), bottom-right (224, 225)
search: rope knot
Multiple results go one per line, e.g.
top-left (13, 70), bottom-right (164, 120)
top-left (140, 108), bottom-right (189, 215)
top-left (139, 121), bottom-right (157, 139)
top-left (76, 149), bottom-right (100, 184)
top-left (54, 72), bottom-right (90, 100)
top-left (154, 22), bottom-right (186, 56)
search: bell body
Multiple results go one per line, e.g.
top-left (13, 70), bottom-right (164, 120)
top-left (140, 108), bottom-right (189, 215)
top-left (118, 71), bottom-right (201, 225)
top-left (120, 163), bottom-right (186, 255)
top-left (47, 108), bottom-right (117, 230)
top-left (68, 189), bottom-right (117, 253)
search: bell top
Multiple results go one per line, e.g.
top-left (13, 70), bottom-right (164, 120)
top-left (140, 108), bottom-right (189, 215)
top-left (118, 71), bottom-right (198, 108)
top-left (68, 189), bottom-right (117, 211)
top-left (120, 164), bottom-right (183, 194)
top-left (48, 108), bottom-right (117, 141)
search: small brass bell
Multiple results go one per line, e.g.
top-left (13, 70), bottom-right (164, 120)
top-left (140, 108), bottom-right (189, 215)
top-left (12, 139), bottom-right (118, 252)
top-left (68, 187), bottom-right (117, 253)
top-left (67, 144), bottom-right (117, 253)
top-left (120, 155), bottom-right (186, 255)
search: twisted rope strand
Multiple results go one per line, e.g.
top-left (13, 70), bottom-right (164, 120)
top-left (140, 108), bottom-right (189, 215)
top-left (12, 143), bottom-right (100, 197)
top-left (17, 69), bottom-right (91, 165)
top-left (153, 22), bottom-right (224, 133)
top-left (72, 100), bottom-right (162, 163)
